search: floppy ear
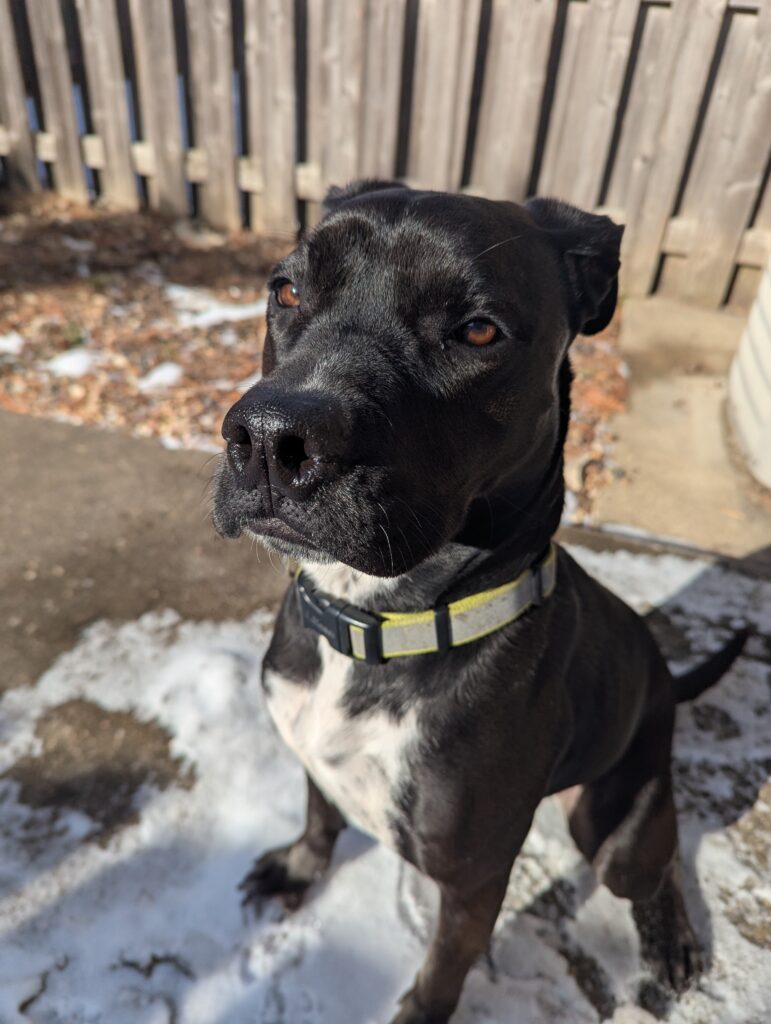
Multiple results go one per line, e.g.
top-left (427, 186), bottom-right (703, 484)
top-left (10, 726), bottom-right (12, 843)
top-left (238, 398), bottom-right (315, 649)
top-left (525, 197), bottom-right (624, 336)
top-left (322, 178), bottom-right (410, 215)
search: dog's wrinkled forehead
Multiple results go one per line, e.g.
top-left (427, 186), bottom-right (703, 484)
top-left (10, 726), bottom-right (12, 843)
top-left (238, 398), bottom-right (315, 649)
top-left (276, 189), bottom-right (548, 331)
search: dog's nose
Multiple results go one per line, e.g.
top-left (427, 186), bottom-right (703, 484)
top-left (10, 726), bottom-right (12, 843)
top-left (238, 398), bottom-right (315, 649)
top-left (221, 391), bottom-right (346, 500)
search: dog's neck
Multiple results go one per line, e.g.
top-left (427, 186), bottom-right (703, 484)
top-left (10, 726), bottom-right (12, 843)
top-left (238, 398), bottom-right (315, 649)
top-left (301, 360), bottom-right (570, 612)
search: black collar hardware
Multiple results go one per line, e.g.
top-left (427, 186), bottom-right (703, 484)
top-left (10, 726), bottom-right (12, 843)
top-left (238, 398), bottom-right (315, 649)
top-left (296, 574), bottom-right (384, 664)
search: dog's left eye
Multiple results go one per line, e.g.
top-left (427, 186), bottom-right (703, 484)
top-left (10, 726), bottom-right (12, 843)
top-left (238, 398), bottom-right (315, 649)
top-left (461, 320), bottom-right (498, 346)
top-left (275, 281), bottom-right (301, 308)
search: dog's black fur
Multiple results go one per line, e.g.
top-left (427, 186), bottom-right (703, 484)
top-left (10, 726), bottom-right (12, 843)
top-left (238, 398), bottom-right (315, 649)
top-left (213, 181), bottom-right (746, 1023)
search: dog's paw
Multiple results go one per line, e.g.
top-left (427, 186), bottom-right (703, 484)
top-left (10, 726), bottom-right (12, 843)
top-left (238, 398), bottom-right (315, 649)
top-left (655, 921), bottom-right (704, 993)
top-left (238, 840), bottom-right (329, 914)
top-left (389, 989), bottom-right (448, 1024)
top-left (635, 901), bottom-right (704, 994)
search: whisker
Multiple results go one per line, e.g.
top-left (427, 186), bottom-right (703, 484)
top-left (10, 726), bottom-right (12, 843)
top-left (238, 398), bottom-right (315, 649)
top-left (470, 234), bottom-right (522, 263)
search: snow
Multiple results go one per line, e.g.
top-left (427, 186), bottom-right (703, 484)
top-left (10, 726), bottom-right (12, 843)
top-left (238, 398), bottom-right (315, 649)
top-left (165, 284), bottom-right (267, 330)
top-left (137, 361), bottom-right (184, 393)
top-left (42, 348), bottom-right (97, 378)
top-left (0, 547), bottom-right (769, 1023)
top-left (61, 236), bottom-right (95, 254)
top-left (0, 331), bottom-right (25, 356)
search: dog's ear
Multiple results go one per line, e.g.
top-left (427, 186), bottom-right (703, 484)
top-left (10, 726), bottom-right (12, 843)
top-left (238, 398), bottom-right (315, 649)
top-left (525, 197), bottom-right (624, 336)
top-left (322, 178), bottom-right (409, 215)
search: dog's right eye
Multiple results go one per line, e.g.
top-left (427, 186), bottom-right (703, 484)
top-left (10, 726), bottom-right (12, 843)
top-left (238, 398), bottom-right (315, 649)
top-left (460, 320), bottom-right (498, 346)
top-left (275, 281), bottom-right (301, 308)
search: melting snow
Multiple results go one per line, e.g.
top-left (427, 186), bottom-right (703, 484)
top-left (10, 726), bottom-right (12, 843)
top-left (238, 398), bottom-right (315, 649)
top-left (42, 348), bottom-right (97, 378)
top-left (0, 331), bottom-right (25, 356)
top-left (137, 361), bottom-right (184, 392)
top-left (0, 547), bottom-right (769, 1023)
top-left (165, 284), bottom-right (267, 330)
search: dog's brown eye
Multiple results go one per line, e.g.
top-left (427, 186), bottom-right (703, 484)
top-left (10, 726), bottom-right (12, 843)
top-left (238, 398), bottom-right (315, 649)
top-left (276, 281), bottom-right (300, 308)
top-left (462, 320), bottom-right (498, 346)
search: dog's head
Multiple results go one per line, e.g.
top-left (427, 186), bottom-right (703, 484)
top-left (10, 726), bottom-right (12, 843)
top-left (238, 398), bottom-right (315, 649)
top-left (213, 181), bottom-right (622, 574)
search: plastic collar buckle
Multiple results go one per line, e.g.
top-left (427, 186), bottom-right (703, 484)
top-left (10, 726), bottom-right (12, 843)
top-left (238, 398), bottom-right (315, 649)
top-left (296, 573), bottom-right (384, 664)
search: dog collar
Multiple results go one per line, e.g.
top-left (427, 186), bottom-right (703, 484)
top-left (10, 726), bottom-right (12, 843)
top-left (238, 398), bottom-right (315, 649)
top-left (295, 543), bottom-right (557, 665)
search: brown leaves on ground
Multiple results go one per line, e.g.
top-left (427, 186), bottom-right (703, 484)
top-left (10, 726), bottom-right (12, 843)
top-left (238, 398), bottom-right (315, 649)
top-left (1, 194), bottom-right (628, 515)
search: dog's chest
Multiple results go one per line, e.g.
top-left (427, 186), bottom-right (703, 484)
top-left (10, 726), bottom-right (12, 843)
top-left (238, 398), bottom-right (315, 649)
top-left (263, 642), bottom-right (418, 850)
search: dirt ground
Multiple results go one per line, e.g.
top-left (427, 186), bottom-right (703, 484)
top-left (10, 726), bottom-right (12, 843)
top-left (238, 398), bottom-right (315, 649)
top-left (0, 408), bottom-right (288, 692)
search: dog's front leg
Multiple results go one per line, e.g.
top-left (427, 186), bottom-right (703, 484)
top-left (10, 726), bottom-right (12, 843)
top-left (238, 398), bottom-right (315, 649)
top-left (239, 772), bottom-right (345, 911)
top-left (392, 868), bottom-right (512, 1024)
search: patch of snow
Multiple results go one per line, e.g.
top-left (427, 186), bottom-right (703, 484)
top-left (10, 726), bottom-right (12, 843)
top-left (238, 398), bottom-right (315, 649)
top-left (0, 549), bottom-right (768, 1022)
top-left (159, 435), bottom-right (184, 450)
top-left (165, 283), bottom-right (267, 329)
top-left (43, 348), bottom-right (97, 377)
top-left (0, 330), bottom-right (24, 356)
top-left (137, 361), bottom-right (184, 392)
top-left (61, 235), bottom-right (95, 254)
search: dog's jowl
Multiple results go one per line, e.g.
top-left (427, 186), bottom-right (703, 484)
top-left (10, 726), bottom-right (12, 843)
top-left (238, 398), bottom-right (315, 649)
top-left (213, 181), bottom-right (746, 1024)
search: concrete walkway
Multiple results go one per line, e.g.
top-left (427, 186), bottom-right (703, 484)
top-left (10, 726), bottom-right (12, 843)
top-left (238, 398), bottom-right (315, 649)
top-left (0, 410), bottom-right (287, 691)
top-left (593, 298), bottom-right (771, 557)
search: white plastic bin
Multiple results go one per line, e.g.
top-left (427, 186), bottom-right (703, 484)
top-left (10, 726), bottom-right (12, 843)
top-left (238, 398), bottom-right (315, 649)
top-left (728, 258), bottom-right (771, 490)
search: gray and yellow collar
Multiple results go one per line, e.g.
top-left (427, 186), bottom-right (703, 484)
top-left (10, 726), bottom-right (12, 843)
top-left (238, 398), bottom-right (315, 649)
top-left (296, 543), bottom-right (557, 665)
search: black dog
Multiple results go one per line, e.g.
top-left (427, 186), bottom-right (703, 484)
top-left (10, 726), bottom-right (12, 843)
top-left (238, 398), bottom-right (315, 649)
top-left (213, 180), bottom-right (745, 1023)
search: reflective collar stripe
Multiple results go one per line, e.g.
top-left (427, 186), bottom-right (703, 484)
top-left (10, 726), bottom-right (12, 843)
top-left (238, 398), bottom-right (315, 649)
top-left (298, 544), bottom-right (557, 664)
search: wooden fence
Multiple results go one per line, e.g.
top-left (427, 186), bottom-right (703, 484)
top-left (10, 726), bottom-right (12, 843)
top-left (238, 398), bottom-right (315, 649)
top-left (0, 0), bottom-right (769, 307)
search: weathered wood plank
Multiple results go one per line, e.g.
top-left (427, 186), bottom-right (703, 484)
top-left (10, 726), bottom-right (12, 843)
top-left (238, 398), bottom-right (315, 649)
top-left (185, 0), bottom-right (240, 231)
top-left (619, 0), bottom-right (726, 296)
top-left (663, 216), bottom-right (771, 269)
top-left (407, 0), bottom-right (481, 191)
top-left (323, 0), bottom-right (367, 188)
top-left (304, 0), bottom-right (324, 225)
top-left (0, 0), bottom-right (39, 189)
top-left (359, 0), bottom-right (407, 179)
top-left (244, 0), bottom-right (297, 237)
top-left (26, 0), bottom-right (88, 202)
top-left (738, 227), bottom-right (771, 269)
top-left (538, 0), bottom-right (639, 208)
top-left (604, 2), bottom-right (668, 221)
top-left (680, 6), bottom-right (771, 305)
top-left (128, 0), bottom-right (187, 217)
top-left (75, 0), bottom-right (137, 208)
top-left (304, 0), bottom-right (368, 226)
top-left (469, 0), bottom-right (559, 201)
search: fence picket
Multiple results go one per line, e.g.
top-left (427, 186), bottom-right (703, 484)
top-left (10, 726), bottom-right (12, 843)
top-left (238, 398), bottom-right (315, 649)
top-left (303, 0), bottom-right (368, 225)
top-left (538, 0), bottom-right (638, 209)
top-left (75, 0), bottom-right (137, 209)
top-left (620, 0), bottom-right (726, 296)
top-left (680, 6), bottom-right (771, 306)
top-left (185, 0), bottom-right (240, 231)
top-left (244, 0), bottom-right (297, 237)
top-left (407, 0), bottom-right (481, 191)
top-left (469, 0), bottom-right (559, 201)
top-left (359, 0), bottom-right (406, 179)
top-left (25, 0), bottom-right (88, 202)
top-left (0, 0), bottom-right (39, 190)
top-left (128, 0), bottom-right (187, 217)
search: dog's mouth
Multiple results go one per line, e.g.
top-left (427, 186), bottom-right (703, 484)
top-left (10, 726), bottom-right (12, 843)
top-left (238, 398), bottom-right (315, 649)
top-left (229, 512), bottom-right (331, 562)
top-left (243, 515), bottom-right (312, 547)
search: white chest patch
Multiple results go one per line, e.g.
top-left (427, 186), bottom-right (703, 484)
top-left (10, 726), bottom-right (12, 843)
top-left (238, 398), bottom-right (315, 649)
top-left (264, 563), bottom-right (419, 850)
